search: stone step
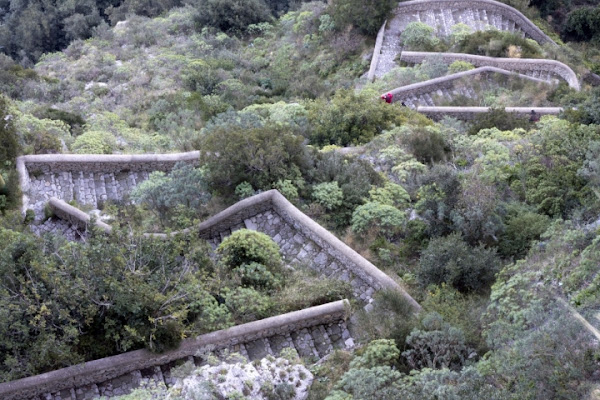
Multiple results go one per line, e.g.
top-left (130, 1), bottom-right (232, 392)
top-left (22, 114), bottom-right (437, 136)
top-left (309, 325), bottom-right (333, 358)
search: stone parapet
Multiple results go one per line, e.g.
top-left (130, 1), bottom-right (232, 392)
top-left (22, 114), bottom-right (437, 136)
top-left (400, 51), bottom-right (579, 90)
top-left (48, 197), bottom-right (112, 233)
top-left (394, 0), bottom-right (556, 45)
top-left (0, 300), bottom-right (349, 400)
top-left (367, 21), bottom-right (387, 82)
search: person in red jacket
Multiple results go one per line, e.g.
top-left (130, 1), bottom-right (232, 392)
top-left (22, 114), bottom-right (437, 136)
top-left (380, 92), bottom-right (394, 103)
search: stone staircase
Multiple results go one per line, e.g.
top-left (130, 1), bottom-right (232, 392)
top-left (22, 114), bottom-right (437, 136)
top-left (206, 209), bottom-right (376, 303)
top-left (28, 170), bottom-right (150, 217)
top-left (30, 320), bottom-right (352, 400)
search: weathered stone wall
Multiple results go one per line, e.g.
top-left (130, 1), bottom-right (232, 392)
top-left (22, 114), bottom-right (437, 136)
top-left (416, 106), bottom-right (562, 120)
top-left (17, 152), bottom-right (199, 219)
top-left (0, 301), bottom-right (351, 400)
top-left (367, 21), bottom-right (387, 82)
top-left (400, 51), bottom-right (580, 90)
top-left (48, 197), bottom-right (112, 233)
top-left (192, 190), bottom-right (421, 310)
top-left (386, 66), bottom-right (548, 107)
top-left (394, 0), bottom-right (555, 45)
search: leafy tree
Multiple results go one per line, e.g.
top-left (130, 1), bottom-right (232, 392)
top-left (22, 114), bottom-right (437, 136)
top-left (402, 312), bottom-right (474, 371)
top-left (562, 6), bottom-right (600, 42)
top-left (418, 233), bottom-right (500, 293)
top-left (217, 229), bottom-right (282, 271)
top-left (351, 202), bottom-right (406, 239)
top-left (328, 0), bottom-right (395, 35)
top-left (400, 22), bottom-right (440, 51)
top-left (0, 96), bottom-right (19, 165)
top-left (498, 203), bottom-right (550, 259)
top-left (130, 162), bottom-right (210, 227)
top-left (186, 0), bottom-right (272, 35)
top-left (307, 89), bottom-right (400, 147)
top-left (200, 123), bottom-right (308, 195)
top-left (312, 181), bottom-right (344, 210)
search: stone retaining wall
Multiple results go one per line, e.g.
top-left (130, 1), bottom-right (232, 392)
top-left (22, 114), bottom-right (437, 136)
top-left (394, 0), bottom-right (555, 45)
top-left (386, 66), bottom-right (547, 101)
top-left (400, 51), bottom-right (580, 90)
top-left (416, 106), bottom-right (562, 120)
top-left (367, 21), bottom-right (387, 82)
top-left (17, 151), bottom-right (199, 218)
top-left (0, 300), bottom-right (350, 400)
top-left (193, 190), bottom-right (421, 310)
top-left (48, 197), bottom-right (112, 233)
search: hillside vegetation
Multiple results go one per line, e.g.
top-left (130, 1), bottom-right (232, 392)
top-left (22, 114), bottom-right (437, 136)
top-left (1, 0), bottom-right (600, 398)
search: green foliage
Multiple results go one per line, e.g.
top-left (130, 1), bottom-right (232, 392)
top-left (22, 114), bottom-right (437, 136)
top-left (188, 0), bottom-right (272, 35)
top-left (200, 122), bottom-right (308, 194)
top-left (498, 203), bottom-right (550, 259)
top-left (307, 89), bottom-right (399, 147)
top-left (217, 229), bottom-right (282, 271)
top-left (351, 202), bottom-right (406, 239)
top-left (402, 312), bottom-right (473, 371)
top-left (562, 6), bottom-right (600, 42)
top-left (328, 0), bottom-right (395, 35)
top-left (329, 366), bottom-right (403, 400)
top-left (37, 108), bottom-right (86, 137)
top-left (235, 261), bottom-right (281, 292)
top-left (0, 96), bottom-right (20, 164)
top-left (234, 181), bottom-right (255, 199)
top-left (349, 339), bottom-right (400, 369)
top-left (400, 22), bottom-right (440, 51)
top-left (418, 233), bottom-right (500, 293)
top-left (71, 130), bottom-right (117, 154)
top-left (312, 181), bottom-right (344, 210)
top-left (224, 287), bottom-right (272, 323)
top-left (403, 125), bottom-right (449, 165)
top-left (368, 182), bottom-right (410, 208)
top-left (447, 60), bottom-right (474, 74)
top-left (273, 179), bottom-right (299, 200)
top-left (0, 228), bottom-right (220, 380)
top-left (130, 162), bottom-right (210, 227)
top-left (415, 165), bottom-right (461, 237)
top-left (456, 30), bottom-right (543, 58)
top-left (467, 108), bottom-right (531, 136)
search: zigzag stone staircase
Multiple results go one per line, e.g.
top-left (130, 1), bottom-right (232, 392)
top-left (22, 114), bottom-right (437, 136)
top-left (0, 301), bottom-right (353, 400)
top-left (374, 0), bottom-right (556, 78)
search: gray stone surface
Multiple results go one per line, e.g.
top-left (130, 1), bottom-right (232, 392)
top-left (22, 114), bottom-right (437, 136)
top-left (373, 0), bottom-right (556, 78)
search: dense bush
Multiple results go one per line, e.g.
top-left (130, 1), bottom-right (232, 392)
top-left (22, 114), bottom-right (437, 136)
top-left (456, 30), bottom-right (543, 58)
top-left (351, 202), bottom-right (406, 239)
top-left (200, 122), bottom-right (308, 195)
top-left (0, 96), bottom-right (19, 165)
top-left (467, 108), bottom-right (532, 135)
top-left (217, 229), bottom-right (282, 271)
top-left (498, 203), bottom-right (550, 259)
top-left (418, 233), bottom-right (500, 293)
top-left (188, 0), bottom-right (272, 35)
top-left (328, 0), bottom-right (396, 35)
top-left (562, 6), bottom-right (600, 42)
top-left (312, 181), bottom-right (344, 210)
top-left (307, 89), bottom-right (400, 147)
top-left (400, 22), bottom-right (440, 51)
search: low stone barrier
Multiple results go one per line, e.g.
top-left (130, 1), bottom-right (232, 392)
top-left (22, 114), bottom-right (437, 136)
top-left (386, 66), bottom-right (548, 100)
top-left (416, 106), bottom-right (563, 120)
top-left (400, 51), bottom-right (580, 90)
top-left (194, 190), bottom-right (422, 311)
top-left (48, 197), bottom-right (112, 233)
top-left (394, 0), bottom-right (556, 45)
top-left (17, 151), bottom-right (200, 216)
top-left (0, 300), bottom-right (349, 400)
top-left (367, 21), bottom-right (387, 82)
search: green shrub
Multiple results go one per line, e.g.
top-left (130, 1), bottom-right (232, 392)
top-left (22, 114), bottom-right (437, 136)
top-left (224, 287), bottom-right (272, 323)
top-left (456, 30), bottom-right (543, 58)
top-left (418, 233), bottom-right (500, 293)
top-left (0, 96), bottom-right (19, 164)
top-left (235, 262), bottom-right (281, 291)
top-left (217, 229), bottom-right (282, 271)
top-left (312, 181), bottom-right (344, 210)
top-left (400, 22), bottom-right (440, 51)
top-left (189, 0), bottom-right (272, 35)
top-left (235, 182), bottom-right (255, 199)
top-left (368, 182), bottom-right (410, 208)
top-left (467, 108), bottom-right (531, 135)
top-left (71, 130), bottom-right (117, 154)
top-left (349, 339), bottom-right (400, 369)
top-left (274, 179), bottom-right (299, 200)
top-left (328, 0), bottom-right (396, 35)
top-left (402, 312), bottom-right (473, 371)
top-left (498, 203), bottom-right (550, 259)
top-left (351, 202), bottom-right (406, 239)
top-left (448, 60), bottom-right (475, 74)
top-left (403, 126), bottom-right (449, 164)
top-left (307, 89), bottom-right (399, 147)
